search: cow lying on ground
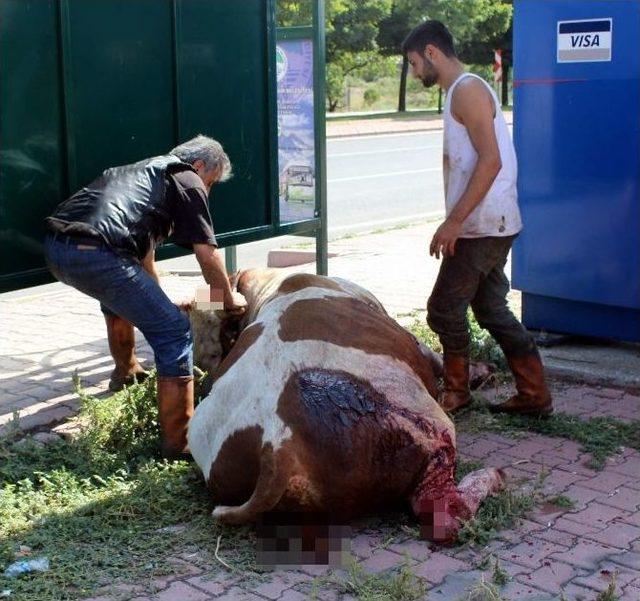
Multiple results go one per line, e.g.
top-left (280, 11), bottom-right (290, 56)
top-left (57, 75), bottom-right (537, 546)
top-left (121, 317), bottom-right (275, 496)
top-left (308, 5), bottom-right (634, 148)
top-left (187, 269), bottom-right (504, 542)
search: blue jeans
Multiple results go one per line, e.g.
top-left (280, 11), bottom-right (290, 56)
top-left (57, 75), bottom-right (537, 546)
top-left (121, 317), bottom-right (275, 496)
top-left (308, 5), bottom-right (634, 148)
top-left (44, 233), bottom-right (193, 377)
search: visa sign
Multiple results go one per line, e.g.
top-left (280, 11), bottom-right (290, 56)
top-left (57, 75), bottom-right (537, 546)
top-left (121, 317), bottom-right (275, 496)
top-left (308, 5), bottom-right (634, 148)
top-left (557, 19), bottom-right (612, 62)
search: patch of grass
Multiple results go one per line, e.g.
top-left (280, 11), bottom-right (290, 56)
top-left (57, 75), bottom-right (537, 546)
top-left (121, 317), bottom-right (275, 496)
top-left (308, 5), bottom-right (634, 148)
top-left (456, 400), bottom-right (640, 470)
top-left (329, 557), bottom-right (428, 601)
top-left (456, 469), bottom-right (548, 548)
top-left (455, 459), bottom-right (485, 483)
top-left (490, 557), bottom-right (510, 586)
top-left (458, 579), bottom-right (506, 601)
top-left (595, 571), bottom-right (619, 601)
top-left (0, 374), bottom-right (257, 600)
top-left (546, 494), bottom-right (576, 509)
top-left (406, 310), bottom-right (508, 370)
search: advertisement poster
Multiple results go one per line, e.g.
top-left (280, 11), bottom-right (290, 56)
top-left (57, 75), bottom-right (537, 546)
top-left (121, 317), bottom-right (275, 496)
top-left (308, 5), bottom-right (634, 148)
top-left (276, 39), bottom-right (316, 223)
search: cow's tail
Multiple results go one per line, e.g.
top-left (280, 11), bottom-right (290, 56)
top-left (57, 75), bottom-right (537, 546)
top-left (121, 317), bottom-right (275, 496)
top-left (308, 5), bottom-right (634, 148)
top-left (211, 443), bottom-right (291, 524)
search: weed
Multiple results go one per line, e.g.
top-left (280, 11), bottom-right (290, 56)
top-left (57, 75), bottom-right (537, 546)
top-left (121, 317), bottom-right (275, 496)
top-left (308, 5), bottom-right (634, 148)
top-left (455, 466), bottom-right (548, 549)
top-left (458, 578), bottom-right (505, 601)
top-left (406, 310), bottom-right (508, 370)
top-left (491, 557), bottom-right (510, 586)
top-left (455, 459), bottom-right (485, 483)
top-left (331, 557), bottom-right (427, 601)
top-left (595, 571), bottom-right (619, 601)
top-left (0, 375), bottom-right (257, 600)
top-left (546, 494), bottom-right (576, 509)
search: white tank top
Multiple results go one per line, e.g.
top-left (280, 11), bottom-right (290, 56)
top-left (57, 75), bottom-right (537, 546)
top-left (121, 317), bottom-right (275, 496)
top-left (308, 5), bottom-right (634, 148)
top-left (443, 73), bottom-right (522, 238)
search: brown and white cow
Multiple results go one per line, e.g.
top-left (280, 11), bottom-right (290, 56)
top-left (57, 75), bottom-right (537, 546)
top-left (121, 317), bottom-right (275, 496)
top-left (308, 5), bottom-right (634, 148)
top-left (187, 269), bottom-right (504, 542)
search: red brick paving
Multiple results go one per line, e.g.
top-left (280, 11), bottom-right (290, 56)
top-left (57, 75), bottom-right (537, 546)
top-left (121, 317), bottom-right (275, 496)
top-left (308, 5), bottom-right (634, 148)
top-left (72, 378), bottom-right (640, 600)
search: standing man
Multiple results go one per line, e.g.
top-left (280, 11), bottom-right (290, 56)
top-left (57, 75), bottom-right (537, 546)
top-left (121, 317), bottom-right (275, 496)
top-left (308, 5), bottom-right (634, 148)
top-left (401, 21), bottom-right (552, 416)
top-left (44, 135), bottom-right (247, 458)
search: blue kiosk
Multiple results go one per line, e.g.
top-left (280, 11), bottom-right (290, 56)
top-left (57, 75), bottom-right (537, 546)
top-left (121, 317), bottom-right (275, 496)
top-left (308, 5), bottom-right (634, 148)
top-left (512, 0), bottom-right (640, 342)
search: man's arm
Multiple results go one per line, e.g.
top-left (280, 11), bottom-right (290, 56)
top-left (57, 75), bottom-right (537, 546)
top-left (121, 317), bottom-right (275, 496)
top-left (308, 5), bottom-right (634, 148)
top-left (430, 79), bottom-right (502, 259)
top-left (193, 243), bottom-right (246, 313)
top-left (141, 247), bottom-right (161, 284)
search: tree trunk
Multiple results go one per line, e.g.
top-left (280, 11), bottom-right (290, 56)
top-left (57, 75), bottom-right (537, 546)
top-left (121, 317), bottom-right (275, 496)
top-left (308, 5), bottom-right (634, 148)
top-left (398, 55), bottom-right (408, 112)
top-left (501, 63), bottom-right (510, 107)
top-left (438, 88), bottom-right (443, 114)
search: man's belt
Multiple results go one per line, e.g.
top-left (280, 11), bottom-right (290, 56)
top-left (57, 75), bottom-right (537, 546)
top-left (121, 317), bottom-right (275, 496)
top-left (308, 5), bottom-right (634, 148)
top-left (50, 232), bottom-right (105, 248)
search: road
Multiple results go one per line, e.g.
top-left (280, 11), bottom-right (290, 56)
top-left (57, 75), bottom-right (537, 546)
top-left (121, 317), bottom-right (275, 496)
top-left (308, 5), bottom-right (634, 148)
top-left (326, 130), bottom-right (444, 233)
top-left (1, 130), bottom-right (446, 299)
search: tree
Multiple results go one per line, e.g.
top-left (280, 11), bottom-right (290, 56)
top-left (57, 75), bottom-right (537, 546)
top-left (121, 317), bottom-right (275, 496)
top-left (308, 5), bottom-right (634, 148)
top-left (377, 0), bottom-right (512, 110)
top-left (278, 0), bottom-right (393, 111)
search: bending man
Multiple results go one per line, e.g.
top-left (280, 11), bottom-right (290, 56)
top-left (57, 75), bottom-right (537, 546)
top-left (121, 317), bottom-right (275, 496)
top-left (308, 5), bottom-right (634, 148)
top-left (44, 135), bottom-right (247, 458)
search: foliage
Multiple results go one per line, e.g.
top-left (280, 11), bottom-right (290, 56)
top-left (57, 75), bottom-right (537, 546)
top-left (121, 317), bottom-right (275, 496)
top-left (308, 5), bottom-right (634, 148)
top-left (329, 557), bottom-right (428, 600)
top-left (456, 485), bottom-right (537, 547)
top-left (491, 557), bottom-right (510, 586)
top-left (0, 376), bottom-right (257, 600)
top-left (458, 579), bottom-right (506, 601)
top-left (406, 309), bottom-right (508, 370)
top-left (595, 572), bottom-right (619, 601)
top-left (546, 494), bottom-right (576, 509)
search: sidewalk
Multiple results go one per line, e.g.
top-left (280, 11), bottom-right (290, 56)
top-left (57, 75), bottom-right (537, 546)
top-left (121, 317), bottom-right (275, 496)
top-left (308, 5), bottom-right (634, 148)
top-left (1, 220), bottom-right (639, 600)
top-left (326, 109), bottom-right (513, 138)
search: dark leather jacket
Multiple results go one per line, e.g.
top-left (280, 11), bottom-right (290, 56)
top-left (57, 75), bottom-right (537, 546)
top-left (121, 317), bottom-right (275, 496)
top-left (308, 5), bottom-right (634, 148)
top-left (46, 155), bottom-right (194, 259)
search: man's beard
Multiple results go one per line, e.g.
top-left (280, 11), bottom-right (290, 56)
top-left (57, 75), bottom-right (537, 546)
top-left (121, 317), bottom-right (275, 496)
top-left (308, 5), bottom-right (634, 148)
top-left (420, 57), bottom-right (438, 88)
top-left (421, 73), bottom-right (438, 88)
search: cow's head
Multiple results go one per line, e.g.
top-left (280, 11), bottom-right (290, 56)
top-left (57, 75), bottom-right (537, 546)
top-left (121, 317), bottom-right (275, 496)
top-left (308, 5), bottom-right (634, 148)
top-left (190, 269), bottom-right (285, 390)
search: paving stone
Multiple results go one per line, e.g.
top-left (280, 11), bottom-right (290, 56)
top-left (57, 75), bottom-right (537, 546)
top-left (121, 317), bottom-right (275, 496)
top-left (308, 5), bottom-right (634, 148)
top-left (498, 580), bottom-right (555, 600)
top-left (609, 456), bottom-right (640, 478)
top-left (563, 502), bottom-right (630, 527)
top-left (424, 569), bottom-right (484, 600)
top-left (579, 471), bottom-right (634, 493)
top-left (516, 560), bottom-right (575, 594)
top-left (250, 572), bottom-right (309, 600)
top-left (462, 439), bottom-right (510, 459)
top-left (562, 484), bottom-right (607, 509)
top-left (585, 522), bottom-right (640, 548)
top-left (387, 538), bottom-right (432, 562)
top-left (214, 586), bottom-right (265, 600)
top-left (554, 517), bottom-right (603, 538)
top-left (558, 460), bottom-right (600, 479)
top-left (359, 549), bottom-right (407, 573)
top-left (153, 581), bottom-right (211, 600)
top-left (277, 589), bottom-right (309, 601)
top-left (350, 533), bottom-right (382, 559)
top-left (531, 526), bottom-right (577, 547)
top-left (549, 540), bottom-right (624, 569)
top-left (505, 440), bottom-right (551, 460)
top-left (599, 487), bottom-right (640, 512)
top-left (558, 582), bottom-right (603, 600)
top-left (413, 552), bottom-right (468, 584)
top-left (186, 575), bottom-right (227, 596)
top-left (499, 538), bottom-right (567, 569)
top-left (608, 550), bottom-right (640, 571)
top-left (572, 562), bottom-right (638, 594)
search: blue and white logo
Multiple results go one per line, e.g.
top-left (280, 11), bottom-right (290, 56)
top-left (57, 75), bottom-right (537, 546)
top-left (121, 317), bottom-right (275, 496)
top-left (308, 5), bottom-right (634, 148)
top-left (557, 18), bottom-right (612, 63)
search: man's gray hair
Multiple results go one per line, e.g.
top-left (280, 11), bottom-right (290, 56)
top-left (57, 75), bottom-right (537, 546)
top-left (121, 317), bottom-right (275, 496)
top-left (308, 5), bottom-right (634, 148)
top-left (170, 134), bottom-right (232, 182)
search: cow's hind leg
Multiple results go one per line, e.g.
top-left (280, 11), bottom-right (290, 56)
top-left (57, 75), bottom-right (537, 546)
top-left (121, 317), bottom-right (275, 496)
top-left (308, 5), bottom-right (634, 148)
top-left (212, 443), bottom-right (292, 524)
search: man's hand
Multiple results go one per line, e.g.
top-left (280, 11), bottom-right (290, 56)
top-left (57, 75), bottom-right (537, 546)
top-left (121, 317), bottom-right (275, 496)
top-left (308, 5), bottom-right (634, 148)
top-left (430, 218), bottom-right (463, 259)
top-left (175, 298), bottom-right (194, 312)
top-left (224, 291), bottom-right (248, 315)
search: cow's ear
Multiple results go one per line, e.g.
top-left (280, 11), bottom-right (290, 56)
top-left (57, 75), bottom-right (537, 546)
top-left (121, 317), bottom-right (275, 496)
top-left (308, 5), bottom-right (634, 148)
top-left (219, 313), bottom-right (243, 357)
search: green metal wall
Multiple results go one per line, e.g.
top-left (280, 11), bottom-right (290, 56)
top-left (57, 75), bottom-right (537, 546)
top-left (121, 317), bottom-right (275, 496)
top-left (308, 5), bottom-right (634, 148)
top-left (0, 0), bottom-right (287, 292)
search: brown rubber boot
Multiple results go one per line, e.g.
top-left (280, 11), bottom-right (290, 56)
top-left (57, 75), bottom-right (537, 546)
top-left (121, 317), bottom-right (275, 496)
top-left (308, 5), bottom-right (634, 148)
top-left (489, 350), bottom-right (553, 416)
top-left (157, 375), bottom-right (194, 460)
top-left (438, 352), bottom-right (471, 413)
top-left (105, 314), bottom-right (149, 391)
